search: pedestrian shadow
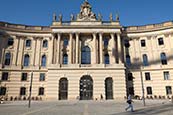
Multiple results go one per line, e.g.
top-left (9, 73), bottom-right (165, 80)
top-left (109, 103), bottom-right (173, 115)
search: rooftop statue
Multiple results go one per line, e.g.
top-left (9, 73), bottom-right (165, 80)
top-left (77, 0), bottom-right (96, 21)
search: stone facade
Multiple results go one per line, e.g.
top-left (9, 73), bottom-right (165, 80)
top-left (0, 1), bottom-right (173, 101)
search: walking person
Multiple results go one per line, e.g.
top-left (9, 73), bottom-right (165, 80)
top-left (125, 94), bottom-right (134, 112)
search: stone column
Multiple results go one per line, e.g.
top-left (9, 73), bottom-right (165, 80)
top-left (76, 33), bottom-right (79, 64)
top-left (99, 33), bottom-right (103, 64)
top-left (56, 33), bottom-right (61, 64)
top-left (52, 34), bottom-right (56, 64)
top-left (117, 34), bottom-right (122, 63)
top-left (110, 33), bottom-right (116, 64)
top-left (93, 33), bottom-right (97, 64)
top-left (69, 33), bottom-right (73, 64)
top-left (17, 36), bottom-right (25, 66)
top-left (48, 37), bottom-right (53, 65)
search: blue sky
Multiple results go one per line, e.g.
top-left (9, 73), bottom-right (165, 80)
top-left (0, 0), bottom-right (173, 26)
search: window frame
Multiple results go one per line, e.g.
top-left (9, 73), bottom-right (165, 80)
top-left (38, 87), bottom-right (44, 95)
top-left (164, 71), bottom-right (170, 80)
top-left (1, 72), bottom-right (9, 81)
top-left (158, 37), bottom-right (164, 45)
top-left (145, 72), bottom-right (151, 80)
top-left (21, 73), bottom-right (27, 81)
top-left (166, 86), bottom-right (172, 95)
top-left (141, 39), bottom-right (146, 47)
top-left (146, 87), bottom-right (152, 95)
top-left (25, 39), bottom-right (31, 47)
top-left (39, 73), bottom-right (45, 81)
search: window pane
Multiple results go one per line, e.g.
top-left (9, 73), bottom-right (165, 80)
top-left (158, 38), bottom-right (164, 45)
top-left (145, 72), bottom-right (151, 80)
top-left (64, 38), bottom-right (68, 46)
top-left (40, 73), bottom-right (45, 81)
top-left (21, 73), bottom-right (27, 81)
top-left (143, 54), bottom-right (149, 66)
top-left (43, 40), bottom-right (48, 48)
top-left (5, 53), bottom-right (11, 65)
top-left (39, 87), bottom-right (44, 95)
top-left (81, 46), bottom-right (91, 64)
top-left (160, 53), bottom-right (167, 65)
top-left (8, 38), bottom-right (14, 46)
top-left (20, 87), bottom-right (26, 95)
top-left (41, 55), bottom-right (46, 67)
top-left (147, 87), bottom-right (152, 95)
top-left (141, 40), bottom-right (146, 47)
top-left (126, 55), bottom-right (131, 66)
top-left (164, 71), bottom-right (170, 80)
top-left (166, 86), bottom-right (172, 95)
top-left (63, 54), bottom-right (68, 64)
top-left (2, 72), bottom-right (8, 81)
top-left (104, 54), bottom-right (109, 64)
top-left (26, 39), bottom-right (31, 47)
top-left (0, 87), bottom-right (6, 95)
top-left (24, 54), bottom-right (29, 66)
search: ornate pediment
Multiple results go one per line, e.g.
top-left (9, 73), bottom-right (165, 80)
top-left (77, 0), bottom-right (96, 21)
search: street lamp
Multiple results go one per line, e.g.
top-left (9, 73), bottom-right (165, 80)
top-left (28, 71), bottom-right (33, 108)
top-left (140, 65), bottom-right (146, 106)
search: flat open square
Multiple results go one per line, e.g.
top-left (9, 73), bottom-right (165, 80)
top-left (0, 100), bottom-right (173, 115)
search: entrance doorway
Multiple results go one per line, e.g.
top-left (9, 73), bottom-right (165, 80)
top-left (59, 78), bottom-right (68, 100)
top-left (105, 77), bottom-right (113, 99)
top-left (80, 75), bottom-right (93, 100)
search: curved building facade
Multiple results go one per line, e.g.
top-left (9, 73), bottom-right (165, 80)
top-left (0, 1), bottom-right (173, 100)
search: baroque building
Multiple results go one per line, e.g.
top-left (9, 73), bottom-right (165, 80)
top-left (0, 1), bottom-right (173, 100)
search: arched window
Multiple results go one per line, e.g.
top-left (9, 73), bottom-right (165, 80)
top-left (105, 77), bottom-right (113, 100)
top-left (160, 52), bottom-right (167, 65)
top-left (126, 55), bottom-right (131, 66)
top-left (25, 39), bottom-right (31, 47)
top-left (8, 37), bottom-right (14, 46)
top-left (63, 54), bottom-right (68, 64)
top-left (59, 78), bottom-right (68, 100)
top-left (4, 52), bottom-right (11, 65)
top-left (104, 54), bottom-right (109, 64)
top-left (43, 40), bottom-right (48, 48)
top-left (81, 46), bottom-right (91, 64)
top-left (143, 54), bottom-right (149, 66)
top-left (24, 54), bottom-right (30, 66)
top-left (41, 55), bottom-right (47, 67)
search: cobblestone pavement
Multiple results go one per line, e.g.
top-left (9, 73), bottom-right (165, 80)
top-left (0, 100), bottom-right (173, 115)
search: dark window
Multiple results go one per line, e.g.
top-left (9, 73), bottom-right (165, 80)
top-left (143, 54), bottom-right (149, 66)
top-left (124, 40), bottom-right (130, 48)
top-left (8, 38), bottom-right (14, 46)
top-left (145, 72), bottom-right (151, 80)
top-left (25, 39), bottom-right (31, 47)
top-left (59, 78), bottom-right (68, 100)
top-left (158, 38), bottom-right (164, 45)
top-left (20, 87), bottom-right (26, 95)
top-left (164, 71), bottom-right (170, 80)
top-left (38, 87), bottom-right (44, 95)
top-left (147, 87), bottom-right (152, 95)
top-left (24, 54), bottom-right (29, 66)
top-left (81, 46), bottom-right (91, 64)
top-left (63, 54), bottom-right (68, 64)
top-left (126, 55), bottom-right (131, 66)
top-left (128, 73), bottom-right (133, 81)
top-left (41, 55), bottom-right (46, 67)
top-left (43, 40), bottom-right (48, 48)
top-left (104, 38), bottom-right (109, 47)
top-left (21, 73), bottom-right (27, 81)
top-left (63, 38), bottom-right (68, 46)
top-left (104, 54), bottom-right (109, 64)
top-left (105, 77), bottom-right (113, 99)
top-left (0, 87), bottom-right (6, 95)
top-left (40, 73), bottom-right (45, 81)
top-left (141, 40), bottom-right (146, 47)
top-left (1, 72), bottom-right (8, 81)
top-left (160, 53), bottom-right (167, 65)
top-left (4, 53), bottom-right (11, 65)
top-left (166, 86), bottom-right (172, 95)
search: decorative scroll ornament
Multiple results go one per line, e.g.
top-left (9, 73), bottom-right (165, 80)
top-left (77, 0), bottom-right (96, 21)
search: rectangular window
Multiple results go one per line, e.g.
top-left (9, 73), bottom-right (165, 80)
top-left (20, 87), bottom-right (26, 95)
top-left (147, 87), bottom-right (152, 95)
top-left (1, 72), bottom-right (8, 81)
top-left (63, 38), bottom-right (68, 46)
top-left (0, 87), bottom-right (6, 95)
top-left (39, 73), bottom-right (45, 81)
top-left (21, 73), bottom-right (27, 81)
top-left (141, 40), bottom-right (146, 47)
top-left (145, 72), bottom-right (151, 80)
top-left (158, 38), bottom-right (164, 45)
top-left (38, 87), bottom-right (44, 95)
top-left (164, 71), bottom-right (170, 80)
top-left (166, 86), bottom-right (172, 95)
